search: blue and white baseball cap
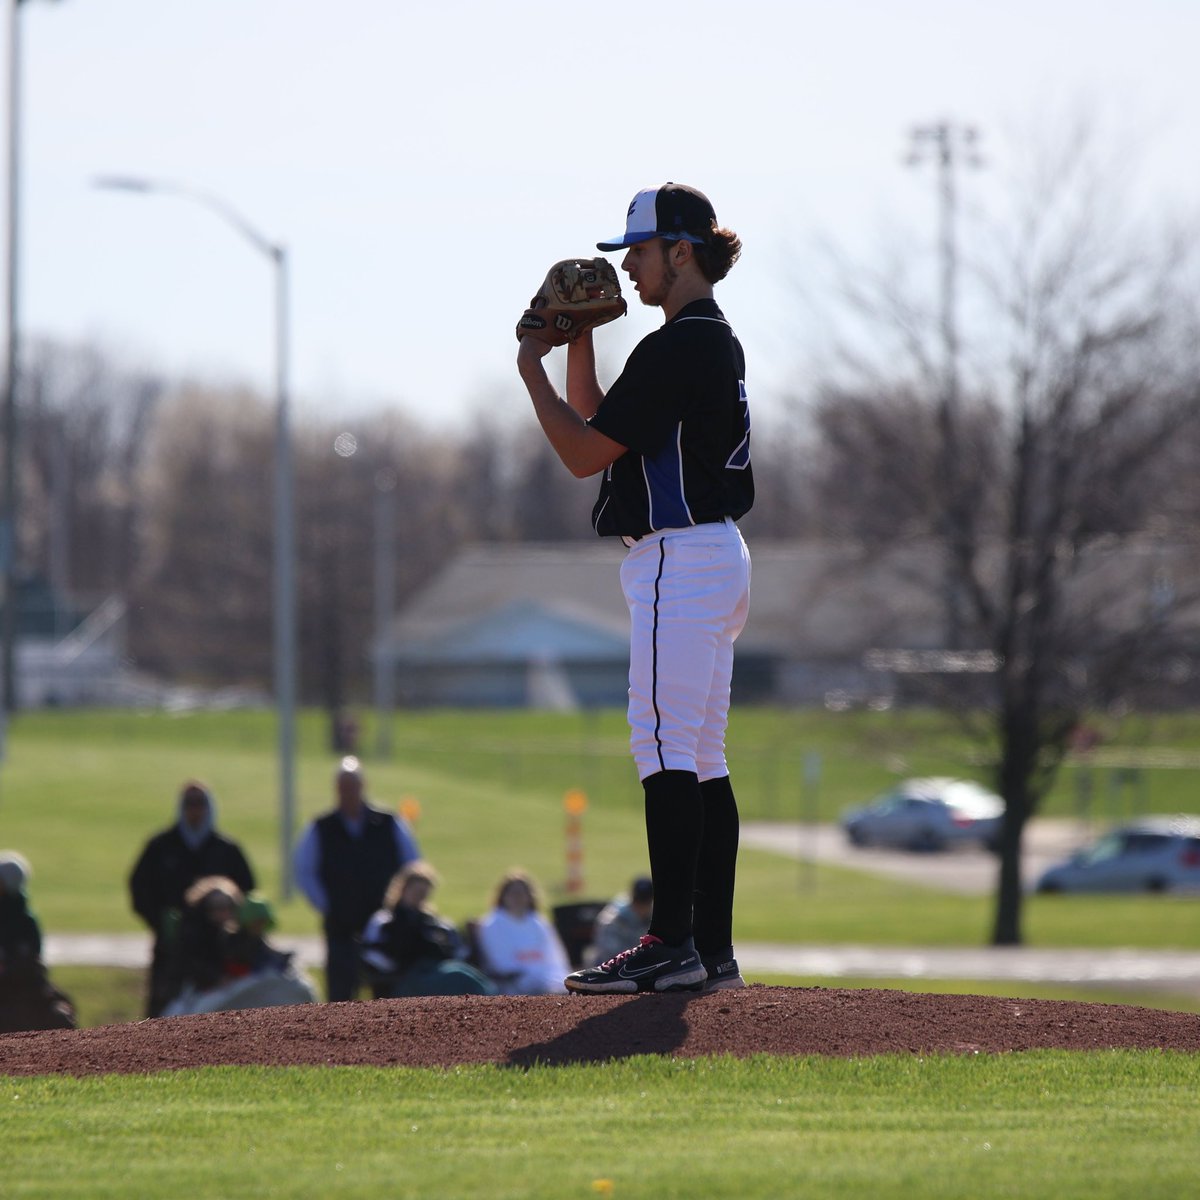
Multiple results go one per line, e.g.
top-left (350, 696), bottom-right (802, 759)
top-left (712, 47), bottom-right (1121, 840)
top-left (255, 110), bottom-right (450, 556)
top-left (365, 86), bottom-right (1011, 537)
top-left (597, 182), bottom-right (718, 251)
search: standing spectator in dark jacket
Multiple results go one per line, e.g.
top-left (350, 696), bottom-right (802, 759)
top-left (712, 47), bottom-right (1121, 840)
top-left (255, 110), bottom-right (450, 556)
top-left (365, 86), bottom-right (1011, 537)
top-left (293, 756), bottom-right (420, 1001)
top-left (128, 781), bottom-right (256, 1017)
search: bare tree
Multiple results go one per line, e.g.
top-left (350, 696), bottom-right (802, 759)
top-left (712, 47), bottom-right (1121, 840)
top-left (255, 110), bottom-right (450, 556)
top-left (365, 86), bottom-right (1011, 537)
top-left (737, 419), bottom-right (822, 541)
top-left (130, 385), bottom-right (276, 685)
top-left (21, 341), bottom-right (164, 619)
top-left (806, 120), bottom-right (1200, 943)
top-left (294, 409), bottom-right (515, 718)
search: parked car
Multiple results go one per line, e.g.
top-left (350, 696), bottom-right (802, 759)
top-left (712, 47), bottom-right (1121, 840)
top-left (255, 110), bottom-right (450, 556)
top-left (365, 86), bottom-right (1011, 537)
top-left (1034, 817), bottom-right (1200, 894)
top-left (840, 778), bottom-right (1003, 852)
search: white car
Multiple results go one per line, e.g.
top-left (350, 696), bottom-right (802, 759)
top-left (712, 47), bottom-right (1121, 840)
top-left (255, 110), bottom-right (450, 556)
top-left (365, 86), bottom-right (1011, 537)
top-left (841, 778), bottom-right (1004, 852)
top-left (1035, 817), bottom-right (1200, 894)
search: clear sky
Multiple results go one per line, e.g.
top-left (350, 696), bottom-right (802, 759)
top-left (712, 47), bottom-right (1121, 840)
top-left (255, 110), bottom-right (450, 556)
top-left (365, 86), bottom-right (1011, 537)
top-left (16, 0), bottom-right (1200, 434)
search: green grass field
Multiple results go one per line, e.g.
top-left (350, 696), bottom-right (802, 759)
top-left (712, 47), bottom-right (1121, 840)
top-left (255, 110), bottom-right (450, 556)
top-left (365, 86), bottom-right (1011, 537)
top-left (3, 1053), bottom-right (1199, 1199)
top-left (4, 708), bottom-right (1200, 1197)
top-left (4, 705), bottom-right (1198, 937)
top-left (2, 705), bottom-right (1198, 1021)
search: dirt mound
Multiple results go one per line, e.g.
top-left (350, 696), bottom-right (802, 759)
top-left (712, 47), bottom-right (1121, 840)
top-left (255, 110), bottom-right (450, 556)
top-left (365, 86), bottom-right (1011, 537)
top-left (3, 986), bottom-right (1198, 1077)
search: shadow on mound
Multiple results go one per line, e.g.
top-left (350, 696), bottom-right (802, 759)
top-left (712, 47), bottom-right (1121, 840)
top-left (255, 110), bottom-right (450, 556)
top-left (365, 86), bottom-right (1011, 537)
top-left (507, 992), bottom-right (698, 1067)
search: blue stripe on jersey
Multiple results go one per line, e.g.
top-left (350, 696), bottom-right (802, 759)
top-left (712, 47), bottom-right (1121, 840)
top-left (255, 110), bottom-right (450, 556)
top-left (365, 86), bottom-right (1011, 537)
top-left (641, 423), bottom-right (693, 530)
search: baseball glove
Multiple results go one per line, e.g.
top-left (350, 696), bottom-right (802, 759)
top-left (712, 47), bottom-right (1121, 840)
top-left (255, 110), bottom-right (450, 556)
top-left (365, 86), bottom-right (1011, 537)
top-left (516, 258), bottom-right (627, 345)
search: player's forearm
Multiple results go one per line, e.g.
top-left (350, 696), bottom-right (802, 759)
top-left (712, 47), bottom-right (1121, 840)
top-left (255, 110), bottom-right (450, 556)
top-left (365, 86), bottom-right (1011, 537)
top-left (521, 364), bottom-right (603, 478)
top-left (518, 352), bottom-right (621, 479)
top-left (565, 334), bottom-right (605, 419)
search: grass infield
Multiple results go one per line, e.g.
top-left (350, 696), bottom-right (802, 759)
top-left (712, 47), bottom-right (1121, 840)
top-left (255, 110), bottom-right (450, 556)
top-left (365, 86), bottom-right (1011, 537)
top-left (2, 1052), bottom-right (1199, 1199)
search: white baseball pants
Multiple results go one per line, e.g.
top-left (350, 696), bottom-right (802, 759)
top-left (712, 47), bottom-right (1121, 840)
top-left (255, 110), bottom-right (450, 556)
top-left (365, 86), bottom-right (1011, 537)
top-left (620, 518), bottom-right (751, 782)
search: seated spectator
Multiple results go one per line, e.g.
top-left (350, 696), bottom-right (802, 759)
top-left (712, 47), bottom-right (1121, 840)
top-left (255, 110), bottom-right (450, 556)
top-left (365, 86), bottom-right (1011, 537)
top-left (360, 862), bottom-right (496, 998)
top-left (473, 869), bottom-right (570, 995)
top-left (162, 875), bottom-right (245, 1006)
top-left (587, 876), bottom-right (654, 967)
top-left (162, 877), bottom-right (316, 1016)
top-left (227, 892), bottom-right (299, 978)
top-left (0, 851), bottom-right (76, 1033)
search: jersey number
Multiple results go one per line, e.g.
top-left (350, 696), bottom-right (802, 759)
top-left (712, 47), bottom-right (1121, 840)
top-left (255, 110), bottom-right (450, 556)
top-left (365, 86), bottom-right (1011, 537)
top-left (725, 381), bottom-right (751, 470)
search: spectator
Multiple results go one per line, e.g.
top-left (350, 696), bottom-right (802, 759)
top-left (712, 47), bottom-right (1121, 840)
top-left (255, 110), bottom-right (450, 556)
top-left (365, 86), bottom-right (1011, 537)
top-left (587, 876), bottom-right (654, 967)
top-left (293, 756), bottom-right (421, 1001)
top-left (360, 861), bottom-right (496, 997)
top-left (129, 781), bottom-right (256, 1017)
top-left (227, 892), bottom-right (292, 978)
top-left (166, 875), bottom-right (246, 1002)
top-left (474, 869), bottom-right (570, 995)
top-left (162, 877), bottom-right (317, 1017)
top-left (0, 851), bottom-right (76, 1033)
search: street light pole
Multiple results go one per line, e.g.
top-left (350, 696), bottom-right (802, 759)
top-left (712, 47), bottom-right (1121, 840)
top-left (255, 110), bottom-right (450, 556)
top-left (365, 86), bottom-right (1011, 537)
top-left (271, 242), bottom-right (297, 898)
top-left (94, 175), bottom-right (298, 899)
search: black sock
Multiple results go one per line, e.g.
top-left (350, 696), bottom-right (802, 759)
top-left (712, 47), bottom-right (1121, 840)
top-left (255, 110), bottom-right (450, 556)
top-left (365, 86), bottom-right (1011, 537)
top-left (642, 769), bottom-right (702, 946)
top-left (693, 774), bottom-right (739, 958)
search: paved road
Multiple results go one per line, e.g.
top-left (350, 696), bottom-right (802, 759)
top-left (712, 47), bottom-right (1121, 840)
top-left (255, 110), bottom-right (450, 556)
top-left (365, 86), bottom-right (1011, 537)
top-left (42, 932), bottom-right (1200, 989)
top-left (734, 943), bottom-right (1200, 988)
top-left (740, 818), bottom-right (1092, 895)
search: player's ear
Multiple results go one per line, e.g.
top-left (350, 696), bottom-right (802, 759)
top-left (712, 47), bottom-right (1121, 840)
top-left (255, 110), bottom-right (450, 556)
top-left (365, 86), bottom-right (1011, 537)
top-left (671, 240), bottom-right (691, 265)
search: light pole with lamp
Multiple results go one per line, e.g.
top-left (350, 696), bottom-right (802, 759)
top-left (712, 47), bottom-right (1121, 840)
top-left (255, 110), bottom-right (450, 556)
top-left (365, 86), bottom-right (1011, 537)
top-left (94, 175), bottom-right (298, 898)
top-left (905, 120), bottom-right (984, 653)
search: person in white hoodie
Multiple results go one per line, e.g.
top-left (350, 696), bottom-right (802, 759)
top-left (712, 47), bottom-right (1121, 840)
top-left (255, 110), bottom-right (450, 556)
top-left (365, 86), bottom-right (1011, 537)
top-left (474, 869), bottom-right (570, 995)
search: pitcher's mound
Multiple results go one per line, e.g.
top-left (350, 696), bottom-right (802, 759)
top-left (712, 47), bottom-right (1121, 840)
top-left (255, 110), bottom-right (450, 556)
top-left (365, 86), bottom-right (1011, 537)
top-left (3, 986), bottom-right (1198, 1077)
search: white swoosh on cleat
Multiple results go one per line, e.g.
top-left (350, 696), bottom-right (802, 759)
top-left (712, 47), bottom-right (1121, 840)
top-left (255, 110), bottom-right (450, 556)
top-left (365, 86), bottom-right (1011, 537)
top-left (619, 958), bottom-right (696, 979)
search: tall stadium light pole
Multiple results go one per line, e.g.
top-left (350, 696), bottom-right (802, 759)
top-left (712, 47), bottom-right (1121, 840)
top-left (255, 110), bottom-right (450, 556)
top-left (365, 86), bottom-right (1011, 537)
top-left (2, 0), bottom-right (61, 733)
top-left (2, 2), bottom-right (23, 721)
top-left (93, 175), bottom-right (298, 899)
top-left (905, 120), bottom-right (983, 651)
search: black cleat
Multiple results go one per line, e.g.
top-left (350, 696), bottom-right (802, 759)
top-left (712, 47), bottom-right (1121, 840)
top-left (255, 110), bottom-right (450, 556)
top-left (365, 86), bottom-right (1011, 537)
top-left (565, 935), bottom-right (707, 994)
top-left (702, 954), bottom-right (747, 991)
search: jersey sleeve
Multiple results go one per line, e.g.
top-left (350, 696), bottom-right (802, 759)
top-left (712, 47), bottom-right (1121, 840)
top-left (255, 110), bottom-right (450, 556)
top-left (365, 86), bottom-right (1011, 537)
top-left (588, 334), bottom-right (687, 457)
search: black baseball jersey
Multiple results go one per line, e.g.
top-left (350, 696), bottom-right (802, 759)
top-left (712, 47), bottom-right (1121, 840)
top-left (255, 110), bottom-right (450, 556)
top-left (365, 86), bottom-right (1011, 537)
top-left (588, 299), bottom-right (753, 539)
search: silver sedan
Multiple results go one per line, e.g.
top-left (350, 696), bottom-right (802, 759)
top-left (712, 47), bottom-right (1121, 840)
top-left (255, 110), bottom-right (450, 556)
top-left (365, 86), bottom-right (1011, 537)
top-left (840, 778), bottom-right (1004, 853)
top-left (1035, 817), bottom-right (1200, 893)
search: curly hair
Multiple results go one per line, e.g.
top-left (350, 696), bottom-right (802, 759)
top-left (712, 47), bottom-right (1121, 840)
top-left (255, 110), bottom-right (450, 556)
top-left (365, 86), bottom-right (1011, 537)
top-left (691, 227), bottom-right (742, 284)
